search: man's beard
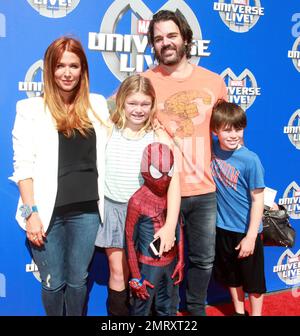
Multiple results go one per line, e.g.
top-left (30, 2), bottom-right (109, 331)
top-left (154, 43), bottom-right (186, 65)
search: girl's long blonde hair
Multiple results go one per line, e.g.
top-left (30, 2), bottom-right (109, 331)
top-left (43, 36), bottom-right (93, 137)
top-left (111, 74), bottom-right (156, 132)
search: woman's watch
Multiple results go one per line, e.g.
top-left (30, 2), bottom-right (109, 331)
top-left (19, 204), bottom-right (38, 220)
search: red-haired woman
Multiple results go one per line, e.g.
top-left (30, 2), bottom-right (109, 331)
top-left (10, 36), bottom-right (109, 316)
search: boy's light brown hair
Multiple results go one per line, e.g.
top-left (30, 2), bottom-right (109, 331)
top-left (210, 99), bottom-right (247, 132)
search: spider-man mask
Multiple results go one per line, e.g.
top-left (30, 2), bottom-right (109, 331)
top-left (141, 142), bottom-right (174, 196)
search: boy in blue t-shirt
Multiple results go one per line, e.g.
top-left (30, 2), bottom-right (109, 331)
top-left (210, 100), bottom-right (266, 316)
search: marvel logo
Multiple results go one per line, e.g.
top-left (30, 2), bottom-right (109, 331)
top-left (233, 0), bottom-right (249, 5)
top-left (137, 20), bottom-right (150, 35)
top-left (230, 79), bottom-right (244, 87)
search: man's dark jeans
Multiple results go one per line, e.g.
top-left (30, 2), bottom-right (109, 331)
top-left (181, 192), bottom-right (217, 316)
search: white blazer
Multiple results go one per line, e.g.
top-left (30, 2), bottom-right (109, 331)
top-left (10, 93), bottom-right (109, 232)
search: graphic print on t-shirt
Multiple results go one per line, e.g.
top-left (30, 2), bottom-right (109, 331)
top-left (159, 89), bottom-right (213, 139)
top-left (211, 153), bottom-right (240, 191)
top-left (157, 88), bottom-right (215, 186)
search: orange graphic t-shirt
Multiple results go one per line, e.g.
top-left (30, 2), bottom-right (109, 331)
top-left (143, 64), bottom-right (227, 197)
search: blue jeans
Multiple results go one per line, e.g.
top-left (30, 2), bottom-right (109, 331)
top-left (181, 192), bottom-right (217, 316)
top-left (30, 206), bottom-right (100, 316)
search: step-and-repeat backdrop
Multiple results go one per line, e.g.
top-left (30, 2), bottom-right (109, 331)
top-left (0, 0), bottom-right (299, 315)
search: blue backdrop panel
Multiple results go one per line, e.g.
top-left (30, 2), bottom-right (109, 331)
top-left (0, 0), bottom-right (299, 315)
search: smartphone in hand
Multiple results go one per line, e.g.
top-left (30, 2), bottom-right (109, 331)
top-left (149, 237), bottom-right (161, 256)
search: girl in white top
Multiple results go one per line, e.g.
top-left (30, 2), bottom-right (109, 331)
top-left (95, 74), bottom-right (180, 315)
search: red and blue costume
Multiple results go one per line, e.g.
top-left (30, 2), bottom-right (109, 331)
top-left (125, 142), bottom-right (184, 316)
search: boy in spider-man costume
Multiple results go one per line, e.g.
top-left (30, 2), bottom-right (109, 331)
top-left (125, 142), bottom-right (184, 316)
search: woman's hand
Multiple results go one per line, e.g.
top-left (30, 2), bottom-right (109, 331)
top-left (26, 213), bottom-right (46, 247)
